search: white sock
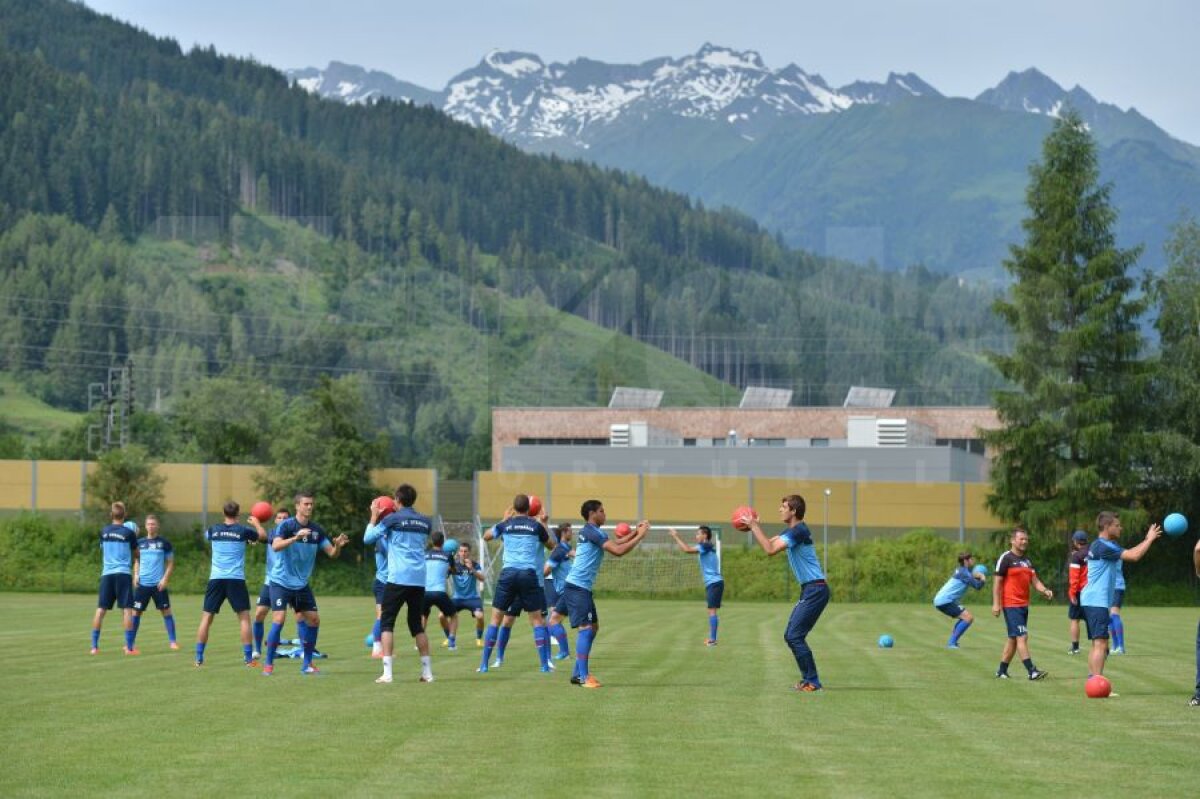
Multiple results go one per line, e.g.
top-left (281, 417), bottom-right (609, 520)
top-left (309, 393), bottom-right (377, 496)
top-left (382, 656), bottom-right (393, 678)
top-left (420, 655), bottom-right (432, 678)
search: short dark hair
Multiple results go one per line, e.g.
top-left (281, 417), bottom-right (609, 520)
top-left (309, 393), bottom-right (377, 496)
top-left (580, 499), bottom-right (603, 522)
top-left (513, 494), bottom-right (530, 514)
top-left (1011, 527), bottom-right (1028, 540)
top-left (293, 491), bottom-right (314, 505)
top-left (957, 551), bottom-right (973, 565)
top-left (431, 530), bottom-right (444, 548)
top-left (1096, 511), bottom-right (1118, 532)
top-left (395, 483), bottom-right (417, 508)
top-left (458, 541), bottom-right (471, 555)
top-left (145, 514), bottom-right (159, 524)
top-left (698, 525), bottom-right (713, 542)
top-left (223, 500), bottom-right (240, 518)
top-left (782, 494), bottom-right (806, 520)
top-left (555, 523), bottom-right (571, 541)
top-left (111, 502), bottom-right (126, 522)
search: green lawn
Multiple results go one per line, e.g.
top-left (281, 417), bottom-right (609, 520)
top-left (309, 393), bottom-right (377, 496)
top-left (0, 376), bottom-right (82, 437)
top-left (2, 594), bottom-right (1198, 797)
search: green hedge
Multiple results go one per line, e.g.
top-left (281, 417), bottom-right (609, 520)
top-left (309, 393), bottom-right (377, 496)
top-left (3, 515), bottom-right (1197, 604)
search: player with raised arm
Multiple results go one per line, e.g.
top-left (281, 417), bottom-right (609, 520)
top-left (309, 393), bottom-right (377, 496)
top-left (991, 528), bottom-right (1053, 680)
top-left (129, 515), bottom-right (177, 651)
top-left (367, 497), bottom-right (394, 658)
top-left (544, 524), bottom-right (573, 659)
top-left (196, 501), bottom-right (267, 667)
top-left (479, 496), bottom-right (555, 673)
top-left (261, 492), bottom-right (349, 676)
top-left (560, 500), bottom-right (649, 688)
top-left (448, 542), bottom-right (486, 649)
top-left (90, 502), bottom-right (138, 655)
top-left (1079, 512), bottom-right (1160, 684)
top-left (253, 508), bottom-right (291, 659)
top-left (743, 496), bottom-right (830, 692)
top-left (364, 484), bottom-right (434, 684)
top-left (668, 526), bottom-right (724, 646)
top-left (1066, 530), bottom-right (1089, 655)
top-left (421, 530), bottom-right (457, 644)
top-left (932, 551), bottom-right (986, 649)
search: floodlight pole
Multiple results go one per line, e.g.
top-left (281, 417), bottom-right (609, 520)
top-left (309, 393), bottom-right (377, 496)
top-left (822, 488), bottom-right (831, 574)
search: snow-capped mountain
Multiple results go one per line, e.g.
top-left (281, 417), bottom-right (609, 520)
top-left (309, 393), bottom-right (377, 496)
top-left (286, 61), bottom-right (441, 107)
top-left (291, 44), bottom-right (941, 147)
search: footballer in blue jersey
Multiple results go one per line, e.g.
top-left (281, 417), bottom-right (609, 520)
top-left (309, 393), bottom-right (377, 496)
top-left (365, 497), bottom-right (395, 659)
top-left (420, 530), bottom-right (457, 643)
top-left (546, 499), bottom-right (648, 688)
top-left (261, 492), bottom-right (349, 676)
top-left (669, 526), bottom-right (725, 646)
top-left (932, 552), bottom-right (986, 648)
top-left (743, 495), bottom-right (830, 692)
top-left (90, 502), bottom-right (139, 655)
top-left (1079, 511), bottom-right (1160, 681)
top-left (364, 484), bottom-right (436, 684)
top-left (543, 524), bottom-right (574, 659)
top-left (447, 542), bottom-right (487, 648)
top-left (479, 495), bottom-right (555, 674)
top-left (128, 515), bottom-right (178, 651)
top-left (195, 501), bottom-right (267, 667)
top-left (253, 508), bottom-right (296, 659)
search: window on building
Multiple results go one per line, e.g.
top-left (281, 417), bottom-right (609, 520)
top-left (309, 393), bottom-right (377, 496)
top-left (811, 438), bottom-right (829, 448)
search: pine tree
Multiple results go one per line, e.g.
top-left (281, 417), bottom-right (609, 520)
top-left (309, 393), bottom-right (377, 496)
top-left (984, 110), bottom-right (1148, 534)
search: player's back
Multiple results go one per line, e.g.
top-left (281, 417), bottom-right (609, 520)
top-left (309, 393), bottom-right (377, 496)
top-left (100, 524), bottom-right (136, 575)
top-left (378, 508), bottom-right (431, 586)
top-left (494, 516), bottom-right (548, 572)
top-left (206, 523), bottom-right (256, 580)
top-left (424, 549), bottom-right (453, 593)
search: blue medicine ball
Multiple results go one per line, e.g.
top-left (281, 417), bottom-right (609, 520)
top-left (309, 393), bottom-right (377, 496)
top-left (364, 633), bottom-right (375, 648)
top-left (1163, 513), bottom-right (1188, 537)
top-left (443, 537), bottom-right (459, 554)
top-left (878, 634), bottom-right (894, 649)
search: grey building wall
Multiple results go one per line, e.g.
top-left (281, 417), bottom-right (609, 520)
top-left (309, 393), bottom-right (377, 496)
top-left (501, 445), bottom-right (989, 483)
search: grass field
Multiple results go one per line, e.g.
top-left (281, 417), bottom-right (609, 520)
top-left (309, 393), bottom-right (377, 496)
top-left (2, 593), bottom-right (1198, 798)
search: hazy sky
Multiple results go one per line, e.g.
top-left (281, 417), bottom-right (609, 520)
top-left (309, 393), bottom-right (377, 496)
top-left (84, 0), bottom-right (1200, 144)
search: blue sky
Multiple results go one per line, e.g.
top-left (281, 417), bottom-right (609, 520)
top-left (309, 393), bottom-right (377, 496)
top-left (84, 0), bottom-right (1200, 144)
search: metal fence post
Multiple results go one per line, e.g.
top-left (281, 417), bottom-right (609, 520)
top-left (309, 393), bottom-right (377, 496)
top-left (959, 480), bottom-right (966, 544)
top-left (201, 463), bottom-right (209, 531)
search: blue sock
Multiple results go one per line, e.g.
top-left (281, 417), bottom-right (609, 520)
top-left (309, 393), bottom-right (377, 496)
top-left (950, 619), bottom-right (971, 645)
top-left (297, 619), bottom-right (309, 647)
top-left (91, 628), bottom-right (100, 649)
top-left (481, 625), bottom-right (498, 670)
top-left (550, 623), bottom-right (570, 656)
top-left (534, 625), bottom-right (549, 668)
top-left (371, 619), bottom-right (381, 644)
top-left (1111, 614), bottom-right (1124, 649)
top-left (448, 634), bottom-right (456, 647)
top-left (476, 626), bottom-right (483, 640)
top-left (303, 625), bottom-right (318, 668)
top-left (124, 628), bottom-right (135, 650)
top-left (575, 628), bottom-right (595, 679)
top-left (709, 614), bottom-right (719, 642)
top-left (243, 643), bottom-right (253, 663)
top-left (265, 622), bottom-right (282, 666)
top-left (164, 615), bottom-right (176, 643)
top-left (129, 615), bottom-right (141, 648)
top-left (253, 620), bottom-right (264, 652)
top-left (497, 626), bottom-right (512, 660)
top-left (195, 642), bottom-right (206, 663)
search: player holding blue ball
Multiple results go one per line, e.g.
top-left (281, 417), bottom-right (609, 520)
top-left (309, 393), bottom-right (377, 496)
top-left (932, 552), bottom-right (986, 648)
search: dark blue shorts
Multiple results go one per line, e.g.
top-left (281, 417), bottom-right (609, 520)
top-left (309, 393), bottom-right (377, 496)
top-left (1068, 600), bottom-right (1084, 620)
top-left (256, 583), bottom-right (271, 607)
top-left (373, 579), bottom-right (387, 605)
top-left (1002, 606), bottom-right (1029, 638)
top-left (132, 584), bottom-right (170, 612)
top-left (1083, 606), bottom-right (1111, 640)
top-left (492, 568), bottom-right (544, 614)
top-left (706, 580), bottom-right (725, 609)
top-left (453, 597), bottom-right (483, 614)
top-left (562, 584), bottom-right (598, 629)
top-left (544, 582), bottom-right (560, 610)
top-left (98, 573), bottom-right (133, 610)
top-left (421, 591), bottom-right (456, 617)
top-left (267, 583), bottom-right (317, 614)
top-left (1112, 589), bottom-right (1125, 609)
top-left (935, 601), bottom-right (964, 618)
top-left (205, 579), bottom-right (252, 614)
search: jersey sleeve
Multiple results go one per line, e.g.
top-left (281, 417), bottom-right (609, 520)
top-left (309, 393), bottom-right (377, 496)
top-left (1097, 540), bottom-right (1123, 561)
top-left (579, 527), bottom-right (606, 547)
top-left (536, 523), bottom-right (549, 543)
top-left (242, 525), bottom-right (259, 542)
top-left (995, 553), bottom-right (1010, 576)
top-left (164, 539), bottom-right (174, 558)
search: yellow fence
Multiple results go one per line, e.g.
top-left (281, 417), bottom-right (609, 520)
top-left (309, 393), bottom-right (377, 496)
top-left (0, 460), bottom-right (436, 517)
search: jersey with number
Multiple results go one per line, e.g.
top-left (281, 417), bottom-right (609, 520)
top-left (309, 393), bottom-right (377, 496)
top-left (365, 508), bottom-right (432, 587)
top-left (781, 523), bottom-right (824, 585)
top-left (492, 516), bottom-right (550, 572)
top-left (268, 518), bottom-right (330, 589)
top-left (136, 537), bottom-right (173, 586)
top-left (100, 523), bottom-right (138, 576)
top-left (1080, 538), bottom-right (1123, 608)
top-left (205, 523), bottom-right (260, 581)
top-left (995, 551), bottom-right (1036, 608)
top-left (697, 542), bottom-right (722, 586)
top-left (565, 524), bottom-right (608, 591)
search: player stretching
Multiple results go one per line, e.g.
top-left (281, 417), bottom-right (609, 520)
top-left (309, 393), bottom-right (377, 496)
top-left (932, 551), bottom-right (985, 649)
top-left (1066, 530), bottom-right (1089, 655)
top-left (262, 492), bottom-right (349, 676)
top-left (544, 524), bottom-right (573, 659)
top-left (479, 495), bottom-right (555, 673)
top-left (668, 526), bottom-right (724, 646)
top-left (365, 484), bottom-right (434, 684)
top-left (253, 508), bottom-right (292, 659)
top-left (1080, 512), bottom-right (1160, 685)
top-left (129, 515), bottom-right (177, 651)
top-left (90, 502), bottom-right (138, 655)
top-left (559, 500), bottom-right (648, 688)
top-left (991, 528), bottom-right (1052, 680)
top-left (744, 495), bottom-right (830, 692)
top-left (448, 542), bottom-right (486, 649)
top-left (196, 502), bottom-right (267, 666)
